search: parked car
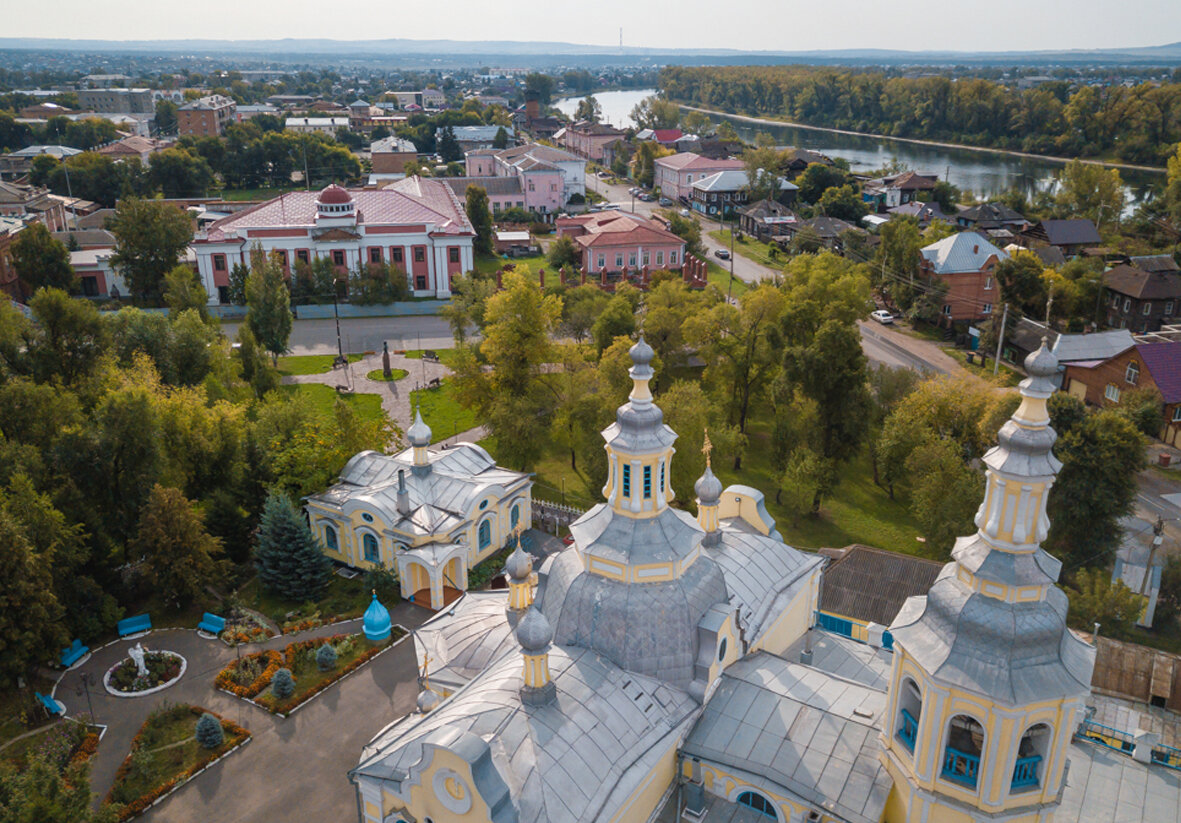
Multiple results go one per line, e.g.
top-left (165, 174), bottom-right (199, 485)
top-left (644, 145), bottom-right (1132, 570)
top-left (680, 208), bottom-right (691, 217)
top-left (659, 197), bottom-right (672, 207)
top-left (714, 248), bottom-right (731, 260)
top-left (639, 193), bottom-right (654, 202)
top-left (870, 309), bottom-right (894, 324)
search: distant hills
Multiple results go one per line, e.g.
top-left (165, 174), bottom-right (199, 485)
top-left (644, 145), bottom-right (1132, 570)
top-left (2, 37), bottom-right (1181, 66)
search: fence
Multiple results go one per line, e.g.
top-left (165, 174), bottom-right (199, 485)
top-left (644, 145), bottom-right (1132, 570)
top-left (532, 500), bottom-right (586, 535)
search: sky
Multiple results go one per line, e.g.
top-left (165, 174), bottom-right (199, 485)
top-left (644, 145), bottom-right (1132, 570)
top-left (5, 0), bottom-right (1181, 53)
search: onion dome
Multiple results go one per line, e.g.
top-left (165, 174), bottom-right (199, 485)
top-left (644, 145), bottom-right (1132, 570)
top-left (629, 337), bottom-right (655, 376)
top-left (362, 591), bottom-right (392, 642)
top-left (1025, 337), bottom-right (1059, 380)
top-left (317, 183), bottom-right (353, 205)
top-left (416, 688), bottom-right (441, 713)
top-left (407, 407), bottom-right (432, 448)
top-left (506, 542), bottom-right (533, 581)
top-left (516, 606), bottom-right (553, 653)
top-left (694, 464), bottom-right (723, 505)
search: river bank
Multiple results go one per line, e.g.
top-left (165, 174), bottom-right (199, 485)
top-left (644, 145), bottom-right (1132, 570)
top-left (677, 103), bottom-right (1167, 175)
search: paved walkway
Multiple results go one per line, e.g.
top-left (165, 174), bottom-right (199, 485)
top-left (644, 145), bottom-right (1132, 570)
top-left (56, 602), bottom-right (429, 820)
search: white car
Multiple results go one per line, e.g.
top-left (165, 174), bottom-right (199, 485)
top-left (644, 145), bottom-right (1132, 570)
top-left (870, 310), bottom-right (894, 325)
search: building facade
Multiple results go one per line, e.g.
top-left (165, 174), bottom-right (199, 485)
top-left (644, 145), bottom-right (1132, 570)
top-left (1103, 262), bottom-right (1181, 333)
top-left (77, 87), bottom-right (154, 114)
top-left (458, 144), bottom-right (586, 215)
top-left (653, 153), bottom-right (745, 202)
top-left (919, 232), bottom-right (1008, 323)
top-left (561, 121), bottom-right (628, 162)
top-left (1061, 341), bottom-right (1181, 446)
top-left (177, 95), bottom-right (237, 137)
top-left (370, 136), bottom-right (419, 175)
top-left (556, 211), bottom-right (687, 274)
top-left (192, 181), bottom-right (475, 302)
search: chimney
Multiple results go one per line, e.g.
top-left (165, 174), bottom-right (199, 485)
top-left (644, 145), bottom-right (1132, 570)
top-left (396, 469), bottom-right (410, 515)
top-left (973, 244), bottom-right (979, 254)
top-left (524, 90), bottom-right (540, 121)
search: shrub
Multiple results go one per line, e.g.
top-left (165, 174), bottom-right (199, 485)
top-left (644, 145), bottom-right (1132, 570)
top-left (195, 712), bottom-right (224, 749)
top-left (271, 668), bottom-right (294, 699)
top-left (316, 644), bottom-right (338, 672)
top-left (529, 222), bottom-right (553, 235)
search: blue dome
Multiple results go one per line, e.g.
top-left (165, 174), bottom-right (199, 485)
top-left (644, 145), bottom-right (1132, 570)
top-left (363, 592), bottom-right (392, 641)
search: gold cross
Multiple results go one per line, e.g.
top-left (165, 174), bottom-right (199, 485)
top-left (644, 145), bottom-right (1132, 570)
top-left (702, 428), bottom-right (713, 469)
top-left (421, 651), bottom-right (432, 690)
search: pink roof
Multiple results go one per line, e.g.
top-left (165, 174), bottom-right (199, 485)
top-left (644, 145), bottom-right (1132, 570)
top-left (655, 152), bottom-right (745, 172)
top-left (204, 178), bottom-right (473, 238)
top-left (561, 212), bottom-right (684, 249)
top-left (652, 129), bottom-right (683, 143)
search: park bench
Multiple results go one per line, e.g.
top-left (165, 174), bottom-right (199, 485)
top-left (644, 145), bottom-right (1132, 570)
top-left (117, 613), bottom-right (152, 638)
top-left (197, 612), bottom-right (226, 636)
top-left (36, 692), bottom-right (63, 717)
top-left (428, 377), bottom-right (442, 388)
top-left (423, 350), bottom-right (439, 362)
top-left (60, 638), bottom-right (89, 668)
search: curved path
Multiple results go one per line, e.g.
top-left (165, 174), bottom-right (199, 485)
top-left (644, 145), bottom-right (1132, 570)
top-left (56, 601), bottom-right (428, 821)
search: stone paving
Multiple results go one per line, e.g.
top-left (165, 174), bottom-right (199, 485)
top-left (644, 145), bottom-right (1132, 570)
top-left (55, 602), bottom-right (429, 820)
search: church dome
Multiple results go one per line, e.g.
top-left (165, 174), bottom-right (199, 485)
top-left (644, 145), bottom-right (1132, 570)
top-left (1024, 338), bottom-right (1058, 378)
top-left (629, 337), bottom-right (655, 369)
top-left (363, 592), bottom-right (392, 641)
top-left (407, 408), bottom-right (432, 448)
top-left (694, 465), bottom-right (722, 504)
top-left (506, 543), bottom-right (533, 581)
top-left (317, 184), bottom-right (353, 205)
top-left (416, 688), bottom-right (441, 713)
top-left (516, 607), bottom-right (553, 652)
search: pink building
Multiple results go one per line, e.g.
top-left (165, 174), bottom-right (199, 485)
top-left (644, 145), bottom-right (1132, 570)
top-left (562, 121), bottom-right (628, 162)
top-left (557, 211), bottom-right (686, 274)
top-left (653, 153), bottom-right (745, 202)
top-left (193, 181), bottom-right (475, 303)
top-left (454, 143), bottom-right (586, 215)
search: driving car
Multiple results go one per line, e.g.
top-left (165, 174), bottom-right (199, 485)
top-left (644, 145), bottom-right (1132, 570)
top-left (714, 248), bottom-right (731, 260)
top-left (870, 309), bottom-right (894, 324)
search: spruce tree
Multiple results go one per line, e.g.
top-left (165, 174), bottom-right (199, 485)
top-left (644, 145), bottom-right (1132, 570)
top-left (253, 492), bottom-right (333, 601)
top-left (195, 712), bottom-right (224, 749)
top-left (316, 643), bottom-right (338, 672)
top-left (271, 668), bottom-right (295, 699)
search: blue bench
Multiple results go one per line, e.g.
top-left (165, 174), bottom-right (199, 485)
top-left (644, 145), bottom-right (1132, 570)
top-left (197, 612), bottom-right (226, 636)
top-left (117, 613), bottom-right (152, 637)
top-left (60, 638), bottom-right (89, 668)
top-left (36, 692), bottom-right (63, 717)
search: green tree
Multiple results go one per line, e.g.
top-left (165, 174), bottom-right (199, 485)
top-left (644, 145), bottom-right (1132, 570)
top-left (1047, 410), bottom-right (1145, 569)
top-left (492, 126), bottom-right (509, 149)
top-left (465, 185), bottom-right (494, 256)
top-left (630, 95), bottom-right (680, 130)
top-left (1055, 159), bottom-right (1124, 227)
top-left (149, 148), bottom-right (215, 198)
top-left (25, 288), bottom-right (107, 385)
top-left (1154, 555), bottom-right (1181, 630)
top-left (253, 491), bottom-right (333, 601)
top-left (237, 324), bottom-right (279, 398)
top-left (0, 752), bottom-right (116, 823)
top-left (1166, 143), bottom-right (1181, 222)
top-left (1066, 567), bottom-right (1144, 637)
top-left (438, 126), bottom-right (463, 163)
top-left (524, 73), bottom-right (557, 106)
top-left (271, 667), bottom-right (295, 698)
top-left (163, 264), bottom-right (209, 319)
top-left (9, 222), bottom-right (74, 298)
top-left (795, 163), bottom-right (849, 203)
top-left (994, 250), bottom-right (1048, 318)
top-left (228, 262), bottom-right (249, 306)
top-left (132, 485), bottom-right (224, 608)
top-left (574, 96), bottom-right (602, 123)
top-left (195, 713), bottom-right (225, 749)
top-left (110, 198), bottom-right (194, 302)
top-left (591, 295), bottom-right (636, 354)
top-left (659, 380), bottom-right (742, 505)
top-left (928, 180), bottom-right (960, 213)
top-left (905, 437), bottom-right (984, 554)
top-left (818, 184), bottom-right (867, 222)
top-left (1116, 386), bottom-right (1165, 438)
top-left (0, 509), bottom-right (66, 686)
top-left (742, 146), bottom-right (784, 204)
top-left (439, 272), bottom-right (496, 345)
top-left (155, 99), bottom-right (179, 134)
top-left (547, 234), bottom-right (580, 270)
top-left (245, 250), bottom-right (293, 365)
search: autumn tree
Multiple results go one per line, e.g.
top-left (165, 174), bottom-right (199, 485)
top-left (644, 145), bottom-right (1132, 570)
top-left (1055, 159), bottom-right (1124, 227)
top-left (630, 95), bottom-right (680, 130)
top-left (163, 264), bottom-right (209, 319)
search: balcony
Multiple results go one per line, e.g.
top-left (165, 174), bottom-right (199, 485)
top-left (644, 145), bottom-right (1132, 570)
top-left (942, 747), bottom-right (980, 789)
top-left (897, 708), bottom-right (918, 752)
top-left (1011, 754), bottom-right (1041, 790)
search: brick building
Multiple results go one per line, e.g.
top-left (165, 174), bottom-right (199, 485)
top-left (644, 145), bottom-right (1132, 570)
top-left (178, 95), bottom-right (237, 137)
top-left (369, 136), bottom-right (419, 175)
top-left (556, 211), bottom-right (686, 275)
top-left (1061, 341), bottom-right (1181, 446)
top-left (919, 232), bottom-right (1007, 323)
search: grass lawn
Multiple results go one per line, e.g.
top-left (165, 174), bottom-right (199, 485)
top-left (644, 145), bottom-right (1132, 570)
top-left (366, 368), bottom-right (409, 382)
top-left (708, 229), bottom-right (784, 271)
top-left (216, 187), bottom-right (292, 202)
top-left (473, 254), bottom-right (552, 284)
top-left (277, 353), bottom-right (363, 376)
top-left (237, 572), bottom-right (383, 626)
top-left (106, 704), bottom-right (248, 816)
top-left (410, 380), bottom-right (478, 437)
top-left (1, 719), bottom-right (98, 767)
top-left (404, 348), bottom-right (462, 368)
top-left (947, 349), bottom-right (1023, 387)
top-left (253, 631), bottom-right (404, 715)
top-left (480, 435), bottom-right (599, 510)
top-left (281, 384), bottom-right (387, 427)
top-left (705, 259), bottom-right (750, 298)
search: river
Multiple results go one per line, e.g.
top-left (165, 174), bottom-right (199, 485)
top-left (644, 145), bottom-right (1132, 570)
top-left (556, 88), bottom-right (1162, 204)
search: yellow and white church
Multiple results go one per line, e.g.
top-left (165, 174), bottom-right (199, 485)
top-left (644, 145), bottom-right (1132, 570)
top-left (346, 338), bottom-right (1103, 823)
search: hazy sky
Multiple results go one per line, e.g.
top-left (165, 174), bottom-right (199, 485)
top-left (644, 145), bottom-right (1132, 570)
top-left (5, 0), bottom-right (1181, 53)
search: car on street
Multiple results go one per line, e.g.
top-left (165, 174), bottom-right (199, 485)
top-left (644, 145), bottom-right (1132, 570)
top-left (659, 197), bottom-right (672, 206)
top-left (680, 208), bottom-right (691, 217)
top-left (714, 248), bottom-right (731, 260)
top-left (870, 309), bottom-right (894, 324)
top-left (639, 193), bottom-right (654, 202)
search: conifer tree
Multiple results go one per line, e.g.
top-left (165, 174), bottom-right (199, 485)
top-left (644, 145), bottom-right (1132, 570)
top-left (252, 491), bottom-right (333, 601)
top-left (271, 668), bottom-right (295, 699)
top-left (195, 712), bottom-right (224, 749)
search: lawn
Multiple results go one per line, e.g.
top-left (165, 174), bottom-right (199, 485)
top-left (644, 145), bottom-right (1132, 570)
top-left (237, 572), bottom-right (385, 626)
top-left (410, 380), bottom-right (478, 438)
top-left (106, 704), bottom-right (249, 819)
top-left (947, 349), bottom-right (1023, 387)
top-left (708, 228), bottom-right (784, 271)
top-left (705, 259), bottom-right (750, 298)
top-left (480, 435), bottom-right (599, 511)
top-left (281, 383), bottom-right (387, 427)
top-left (251, 631), bottom-right (403, 715)
top-left (404, 348), bottom-right (462, 368)
top-left (473, 253), bottom-right (552, 284)
top-left (366, 368), bottom-right (409, 382)
top-left (277, 353), bottom-right (363, 376)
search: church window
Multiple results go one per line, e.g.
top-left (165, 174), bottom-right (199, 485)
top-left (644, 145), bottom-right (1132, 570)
top-left (942, 715), bottom-right (985, 790)
top-left (449, 247), bottom-right (460, 264)
top-left (361, 512), bottom-right (373, 522)
top-left (332, 250), bottom-right (345, 266)
top-left (622, 465), bottom-right (631, 498)
top-left (363, 533), bottom-right (379, 563)
top-left (717, 638), bottom-right (727, 661)
top-left (324, 525), bottom-right (338, 551)
top-left (1012, 724), bottom-right (1050, 792)
top-left (478, 519), bottom-right (491, 550)
top-left (660, 461), bottom-right (665, 492)
top-left (643, 466), bottom-right (652, 499)
top-left (511, 504), bottom-right (520, 529)
top-left (735, 791), bottom-right (776, 818)
top-left (479, 500), bottom-right (488, 510)
top-left (369, 247), bottom-right (383, 264)
top-left (896, 678), bottom-right (922, 755)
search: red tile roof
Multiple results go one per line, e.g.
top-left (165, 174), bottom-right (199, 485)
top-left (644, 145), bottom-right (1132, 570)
top-left (652, 129), bottom-right (683, 143)
top-left (1137, 342), bottom-right (1181, 404)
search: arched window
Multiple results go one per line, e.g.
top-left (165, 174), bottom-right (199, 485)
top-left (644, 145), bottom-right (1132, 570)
top-left (363, 533), bottom-right (379, 563)
top-left (1012, 723), bottom-right (1051, 791)
top-left (896, 678), bottom-right (922, 754)
top-left (324, 525), bottom-right (338, 552)
top-left (478, 519), bottom-right (491, 550)
top-left (942, 715), bottom-right (985, 790)
top-left (735, 791), bottom-right (776, 818)
top-left (510, 503), bottom-right (520, 529)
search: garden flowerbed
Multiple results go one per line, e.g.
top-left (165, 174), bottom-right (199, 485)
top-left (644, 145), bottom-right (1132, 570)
top-left (219, 612), bottom-right (276, 646)
top-left (105, 704), bottom-right (249, 822)
top-left (2, 718), bottom-right (99, 770)
top-left (214, 629), bottom-right (406, 716)
top-left (104, 651), bottom-right (187, 696)
top-left (280, 612), bottom-right (344, 635)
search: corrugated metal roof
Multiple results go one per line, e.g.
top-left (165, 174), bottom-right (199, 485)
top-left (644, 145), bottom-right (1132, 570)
top-left (820, 546), bottom-right (942, 627)
top-left (920, 231), bottom-right (1008, 274)
top-left (1052, 330), bottom-right (1136, 362)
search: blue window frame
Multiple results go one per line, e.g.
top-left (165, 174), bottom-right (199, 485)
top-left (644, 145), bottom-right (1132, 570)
top-left (660, 460), bottom-right (665, 492)
top-left (643, 465), bottom-right (652, 499)
top-left (736, 791), bottom-right (776, 818)
top-left (363, 533), bottom-right (379, 563)
top-left (479, 519), bottom-right (491, 550)
top-left (324, 525), bottom-right (338, 551)
top-left (622, 465), bottom-right (631, 498)
top-left (510, 504), bottom-right (520, 529)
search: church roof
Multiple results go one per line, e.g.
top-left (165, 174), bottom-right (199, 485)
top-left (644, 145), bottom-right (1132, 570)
top-left (415, 592), bottom-right (519, 693)
top-left (682, 652), bottom-right (893, 823)
top-left (354, 644), bottom-right (698, 823)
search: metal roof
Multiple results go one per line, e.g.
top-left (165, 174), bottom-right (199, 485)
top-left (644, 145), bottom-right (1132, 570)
top-left (1052, 329), bottom-right (1136, 362)
top-left (819, 545), bottom-right (942, 627)
top-left (682, 652), bottom-right (893, 823)
top-left (920, 231), bottom-right (1008, 274)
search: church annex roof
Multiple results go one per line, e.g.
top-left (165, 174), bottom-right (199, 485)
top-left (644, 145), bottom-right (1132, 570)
top-left (415, 592), bottom-right (519, 693)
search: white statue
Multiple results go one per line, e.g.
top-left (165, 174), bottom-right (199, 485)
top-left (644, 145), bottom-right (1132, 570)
top-left (129, 642), bottom-right (148, 677)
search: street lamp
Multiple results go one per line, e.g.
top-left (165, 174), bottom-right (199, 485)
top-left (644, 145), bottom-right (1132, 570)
top-left (75, 672), bottom-right (96, 724)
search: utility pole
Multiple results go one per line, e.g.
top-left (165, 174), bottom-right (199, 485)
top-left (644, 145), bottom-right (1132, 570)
top-left (1142, 516), bottom-right (1165, 598)
top-left (993, 303), bottom-right (1009, 375)
top-left (75, 672), bottom-right (96, 724)
top-left (332, 284), bottom-right (345, 368)
top-left (727, 220), bottom-right (735, 302)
